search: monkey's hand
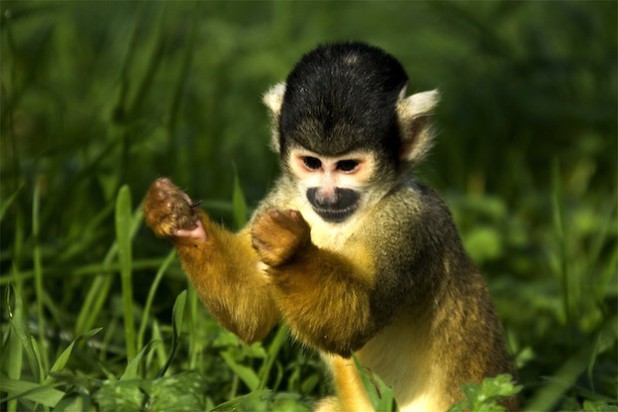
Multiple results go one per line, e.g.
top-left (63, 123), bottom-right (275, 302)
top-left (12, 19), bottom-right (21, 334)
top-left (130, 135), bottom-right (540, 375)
top-left (251, 209), bottom-right (311, 267)
top-left (143, 177), bottom-right (206, 241)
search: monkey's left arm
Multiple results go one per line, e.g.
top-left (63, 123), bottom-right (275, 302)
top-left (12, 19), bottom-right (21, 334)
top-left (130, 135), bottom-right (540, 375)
top-left (251, 209), bottom-right (386, 356)
top-left (143, 178), bottom-right (281, 344)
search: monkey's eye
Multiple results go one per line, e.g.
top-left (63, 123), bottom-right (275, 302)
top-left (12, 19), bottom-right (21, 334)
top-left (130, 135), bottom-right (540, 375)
top-left (302, 156), bottom-right (322, 171)
top-left (336, 160), bottom-right (359, 173)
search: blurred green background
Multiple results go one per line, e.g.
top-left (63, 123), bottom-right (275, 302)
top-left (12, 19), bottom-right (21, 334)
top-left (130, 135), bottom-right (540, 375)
top-left (1, 1), bottom-right (616, 411)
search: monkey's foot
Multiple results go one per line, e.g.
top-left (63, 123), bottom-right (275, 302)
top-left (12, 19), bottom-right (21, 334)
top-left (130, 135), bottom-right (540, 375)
top-left (143, 177), bottom-right (206, 241)
top-left (251, 209), bottom-right (311, 267)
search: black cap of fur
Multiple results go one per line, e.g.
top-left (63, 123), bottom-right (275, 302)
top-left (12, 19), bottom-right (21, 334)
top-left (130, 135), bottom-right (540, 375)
top-left (279, 42), bottom-right (408, 163)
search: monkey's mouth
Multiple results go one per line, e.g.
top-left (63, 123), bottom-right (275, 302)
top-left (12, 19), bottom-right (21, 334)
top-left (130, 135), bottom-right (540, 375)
top-left (312, 205), bottom-right (357, 223)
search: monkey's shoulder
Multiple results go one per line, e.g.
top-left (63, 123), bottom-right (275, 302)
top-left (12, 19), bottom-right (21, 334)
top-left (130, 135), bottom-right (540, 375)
top-left (368, 180), bottom-right (457, 236)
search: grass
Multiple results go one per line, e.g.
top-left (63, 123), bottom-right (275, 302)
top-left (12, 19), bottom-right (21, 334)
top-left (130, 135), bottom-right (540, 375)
top-left (1, 1), bottom-right (616, 411)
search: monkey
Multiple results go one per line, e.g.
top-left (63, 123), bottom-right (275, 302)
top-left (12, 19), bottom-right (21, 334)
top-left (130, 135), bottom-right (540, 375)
top-left (143, 42), bottom-right (517, 411)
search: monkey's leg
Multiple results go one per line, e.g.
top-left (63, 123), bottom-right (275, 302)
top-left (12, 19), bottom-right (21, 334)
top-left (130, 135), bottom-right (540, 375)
top-left (144, 178), bottom-right (279, 343)
top-left (251, 209), bottom-right (376, 356)
top-left (324, 355), bottom-right (374, 412)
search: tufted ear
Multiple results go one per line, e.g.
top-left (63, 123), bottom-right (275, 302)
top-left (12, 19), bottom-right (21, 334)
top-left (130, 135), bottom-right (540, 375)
top-left (396, 89), bottom-right (440, 164)
top-left (262, 82), bottom-right (286, 153)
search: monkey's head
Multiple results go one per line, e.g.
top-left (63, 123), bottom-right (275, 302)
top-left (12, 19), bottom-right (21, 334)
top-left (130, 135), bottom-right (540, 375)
top-left (264, 42), bottom-right (439, 224)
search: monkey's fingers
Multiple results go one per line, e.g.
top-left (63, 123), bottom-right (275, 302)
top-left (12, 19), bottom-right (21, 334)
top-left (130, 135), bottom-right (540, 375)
top-left (143, 177), bottom-right (203, 239)
top-left (250, 236), bottom-right (285, 267)
top-left (268, 210), bottom-right (310, 240)
top-left (251, 209), bottom-right (310, 267)
top-left (174, 219), bottom-right (207, 241)
top-left (251, 213), bottom-right (287, 266)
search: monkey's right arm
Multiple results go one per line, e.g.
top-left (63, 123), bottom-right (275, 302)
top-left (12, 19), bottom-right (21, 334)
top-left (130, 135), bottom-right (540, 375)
top-left (143, 178), bottom-right (280, 343)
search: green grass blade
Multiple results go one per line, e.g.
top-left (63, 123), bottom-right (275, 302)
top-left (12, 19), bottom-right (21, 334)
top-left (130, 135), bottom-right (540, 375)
top-left (187, 287), bottom-right (200, 370)
top-left (525, 315), bottom-right (618, 411)
top-left (126, 4), bottom-right (167, 120)
top-left (0, 374), bottom-right (65, 408)
top-left (232, 163), bottom-right (248, 230)
top-left (4, 286), bottom-right (23, 412)
top-left (32, 179), bottom-right (49, 374)
top-left (156, 290), bottom-right (187, 378)
top-left (74, 274), bottom-right (115, 336)
top-left (57, 202), bottom-right (114, 262)
top-left (152, 320), bottom-right (168, 371)
top-left (121, 340), bottom-right (157, 381)
top-left (597, 248), bottom-right (618, 304)
top-left (6, 285), bottom-right (39, 382)
top-left (44, 328), bottom-right (102, 385)
top-left (137, 249), bottom-right (176, 351)
top-left (587, 314), bottom-right (618, 390)
top-left (257, 325), bottom-right (289, 390)
top-left (166, 5), bottom-right (196, 137)
top-left (551, 160), bottom-right (571, 324)
top-left (29, 337), bottom-right (45, 384)
top-left (0, 258), bottom-right (168, 286)
top-left (353, 355), bottom-right (379, 406)
top-left (114, 1), bottom-right (143, 121)
top-left (9, 206), bottom-right (25, 295)
top-left (75, 199), bottom-right (143, 337)
top-left (210, 390), bottom-right (272, 412)
top-left (5, 328), bottom-right (22, 412)
top-left (116, 184), bottom-right (136, 363)
top-left (172, 290), bottom-right (187, 338)
top-left (220, 350), bottom-right (260, 392)
top-left (0, 184), bottom-right (22, 223)
top-left (353, 355), bottom-right (396, 411)
top-left (589, 203), bottom-right (618, 304)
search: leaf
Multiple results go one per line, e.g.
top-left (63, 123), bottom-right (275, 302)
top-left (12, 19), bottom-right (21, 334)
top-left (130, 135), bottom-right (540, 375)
top-left (6, 286), bottom-right (39, 382)
top-left (4, 285), bottom-right (23, 382)
top-left (583, 400), bottom-right (618, 412)
top-left (32, 178), bottom-right (48, 374)
top-left (54, 394), bottom-right (93, 411)
top-left (116, 184), bottom-right (136, 363)
top-left (172, 289), bottom-right (187, 338)
top-left (94, 379), bottom-right (144, 412)
top-left (156, 290), bottom-right (187, 378)
top-left (353, 355), bottom-right (396, 412)
top-left (42, 328), bottom-right (103, 386)
top-left (210, 390), bottom-right (272, 412)
top-left (525, 317), bottom-right (616, 411)
top-left (152, 320), bottom-right (168, 371)
top-left (232, 162), bottom-right (248, 230)
top-left (0, 374), bottom-right (65, 407)
top-left (258, 325), bottom-right (288, 389)
top-left (0, 185), bottom-right (22, 223)
top-left (122, 341), bottom-right (157, 381)
top-left (221, 350), bottom-right (260, 391)
top-left (138, 249), bottom-right (176, 350)
top-left (30, 337), bottom-right (46, 383)
top-left (75, 195), bottom-right (143, 336)
top-left (149, 371), bottom-right (206, 412)
top-left (449, 374), bottom-right (522, 412)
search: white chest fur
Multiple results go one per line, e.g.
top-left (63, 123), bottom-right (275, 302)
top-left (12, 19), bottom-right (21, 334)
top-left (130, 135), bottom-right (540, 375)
top-left (298, 203), bottom-right (360, 251)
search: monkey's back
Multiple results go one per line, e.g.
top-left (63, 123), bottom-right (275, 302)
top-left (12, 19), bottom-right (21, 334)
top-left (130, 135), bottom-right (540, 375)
top-left (354, 181), bottom-right (516, 411)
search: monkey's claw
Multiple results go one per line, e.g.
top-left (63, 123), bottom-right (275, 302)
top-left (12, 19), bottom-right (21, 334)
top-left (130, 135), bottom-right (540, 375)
top-left (143, 177), bottom-right (206, 241)
top-left (251, 209), bottom-right (311, 267)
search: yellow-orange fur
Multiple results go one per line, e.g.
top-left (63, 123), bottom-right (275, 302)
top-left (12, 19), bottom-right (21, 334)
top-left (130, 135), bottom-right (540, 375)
top-left (144, 43), bottom-right (518, 409)
top-left (143, 176), bottom-right (517, 411)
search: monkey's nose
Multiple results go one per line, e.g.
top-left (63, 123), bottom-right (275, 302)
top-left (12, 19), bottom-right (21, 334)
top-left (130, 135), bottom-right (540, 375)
top-left (313, 188), bottom-right (338, 207)
top-left (307, 188), bottom-right (359, 210)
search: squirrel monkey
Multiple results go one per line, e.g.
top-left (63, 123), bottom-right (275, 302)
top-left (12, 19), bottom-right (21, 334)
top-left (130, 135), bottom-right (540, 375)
top-left (143, 42), bottom-right (517, 411)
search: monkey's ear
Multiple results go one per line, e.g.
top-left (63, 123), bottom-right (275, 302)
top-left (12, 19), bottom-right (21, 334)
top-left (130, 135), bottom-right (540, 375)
top-left (263, 82), bottom-right (286, 153)
top-left (397, 89), bottom-right (440, 164)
